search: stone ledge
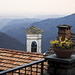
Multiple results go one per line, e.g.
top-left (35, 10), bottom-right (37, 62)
top-left (45, 54), bottom-right (75, 75)
top-left (45, 54), bottom-right (75, 64)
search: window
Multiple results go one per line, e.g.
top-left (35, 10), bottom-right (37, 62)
top-left (69, 27), bottom-right (70, 30)
top-left (31, 41), bottom-right (37, 52)
top-left (67, 28), bottom-right (68, 31)
top-left (59, 28), bottom-right (65, 31)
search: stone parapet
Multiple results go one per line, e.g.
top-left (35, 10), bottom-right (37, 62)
top-left (45, 54), bottom-right (75, 75)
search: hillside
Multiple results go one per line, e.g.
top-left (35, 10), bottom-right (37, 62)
top-left (30, 13), bottom-right (75, 52)
top-left (1, 18), bottom-right (40, 31)
top-left (1, 18), bottom-right (41, 43)
top-left (0, 18), bottom-right (12, 30)
top-left (0, 32), bottom-right (25, 51)
top-left (1, 13), bottom-right (75, 53)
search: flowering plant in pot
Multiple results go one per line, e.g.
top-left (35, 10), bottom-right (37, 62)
top-left (50, 37), bottom-right (74, 58)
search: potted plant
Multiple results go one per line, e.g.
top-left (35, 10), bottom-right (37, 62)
top-left (50, 37), bottom-right (74, 58)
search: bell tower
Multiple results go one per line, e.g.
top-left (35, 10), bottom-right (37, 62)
top-left (24, 26), bottom-right (44, 53)
top-left (57, 24), bottom-right (72, 40)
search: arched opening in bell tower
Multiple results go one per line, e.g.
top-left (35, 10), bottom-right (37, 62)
top-left (31, 41), bottom-right (37, 52)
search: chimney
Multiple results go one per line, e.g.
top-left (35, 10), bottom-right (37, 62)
top-left (57, 24), bottom-right (72, 40)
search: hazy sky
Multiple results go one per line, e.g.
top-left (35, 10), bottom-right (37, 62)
top-left (0, 0), bottom-right (75, 17)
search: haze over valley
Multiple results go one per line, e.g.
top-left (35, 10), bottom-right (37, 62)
top-left (0, 13), bottom-right (75, 52)
top-left (0, 0), bottom-right (75, 52)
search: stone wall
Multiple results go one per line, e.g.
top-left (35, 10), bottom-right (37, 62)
top-left (45, 54), bottom-right (75, 75)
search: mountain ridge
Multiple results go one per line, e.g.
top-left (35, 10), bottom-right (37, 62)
top-left (0, 31), bottom-right (25, 51)
top-left (1, 13), bottom-right (75, 52)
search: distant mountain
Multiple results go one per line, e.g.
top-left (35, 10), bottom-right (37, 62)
top-left (0, 18), bottom-right (12, 30)
top-left (36, 15), bottom-right (65, 20)
top-left (0, 18), bottom-right (41, 31)
top-left (1, 18), bottom-right (41, 43)
top-left (31, 13), bottom-right (75, 52)
top-left (1, 18), bottom-right (40, 31)
top-left (1, 13), bottom-right (75, 53)
top-left (0, 32), bottom-right (25, 51)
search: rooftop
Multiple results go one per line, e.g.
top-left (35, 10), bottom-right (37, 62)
top-left (57, 24), bottom-right (72, 28)
top-left (0, 48), bottom-right (47, 75)
top-left (24, 26), bottom-right (44, 34)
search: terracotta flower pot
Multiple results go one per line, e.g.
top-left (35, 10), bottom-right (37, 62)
top-left (53, 48), bottom-right (75, 58)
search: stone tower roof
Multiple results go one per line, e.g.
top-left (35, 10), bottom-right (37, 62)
top-left (24, 26), bottom-right (44, 34)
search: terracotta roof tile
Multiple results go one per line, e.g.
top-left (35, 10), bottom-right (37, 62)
top-left (0, 48), bottom-right (47, 75)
